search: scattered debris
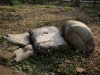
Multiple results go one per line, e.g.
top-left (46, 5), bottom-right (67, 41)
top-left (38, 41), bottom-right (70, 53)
top-left (76, 67), bottom-right (86, 74)
top-left (3, 23), bottom-right (95, 62)
top-left (0, 50), bottom-right (14, 60)
top-left (0, 65), bottom-right (26, 75)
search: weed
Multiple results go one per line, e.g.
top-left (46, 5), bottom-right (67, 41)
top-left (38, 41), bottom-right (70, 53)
top-left (80, 4), bottom-right (87, 10)
top-left (9, 4), bottom-right (25, 12)
top-left (65, 6), bottom-right (72, 11)
top-left (33, 5), bottom-right (38, 8)
top-left (1, 12), bottom-right (22, 21)
top-left (80, 3), bottom-right (89, 10)
top-left (8, 6), bottom-right (18, 12)
top-left (87, 9), bottom-right (95, 14)
top-left (12, 0), bottom-right (21, 5)
top-left (42, 5), bottom-right (55, 8)
top-left (0, 36), bottom-right (5, 44)
top-left (75, 16), bottom-right (82, 21)
top-left (36, 21), bottom-right (51, 28)
top-left (33, 5), bottom-right (55, 9)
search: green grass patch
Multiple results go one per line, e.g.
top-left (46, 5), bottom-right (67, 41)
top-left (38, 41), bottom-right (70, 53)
top-left (42, 5), bottom-right (55, 8)
top-left (65, 6), bottom-right (72, 11)
top-left (87, 9), bottom-right (95, 14)
top-left (33, 5), bottom-right (55, 9)
top-left (0, 45), bottom-right (88, 75)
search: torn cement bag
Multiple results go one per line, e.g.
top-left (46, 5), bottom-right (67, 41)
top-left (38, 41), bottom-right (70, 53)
top-left (23, 44), bottom-right (33, 51)
top-left (29, 26), bottom-right (68, 54)
top-left (5, 33), bottom-right (30, 46)
top-left (14, 45), bottom-right (34, 62)
top-left (62, 20), bottom-right (95, 52)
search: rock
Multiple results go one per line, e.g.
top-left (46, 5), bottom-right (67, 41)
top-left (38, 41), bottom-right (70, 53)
top-left (29, 26), bottom-right (68, 54)
top-left (76, 67), bottom-right (86, 73)
top-left (0, 50), bottom-right (14, 60)
top-left (14, 72), bottom-right (26, 75)
top-left (7, 46), bottom-right (19, 51)
top-left (0, 65), bottom-right (26, 75)
top-left (14, 45), bottom-right (34, 62)
top-left (4, 33), bottom-right (30, 46)
top-left (62, 20), bottom-right (95, 52)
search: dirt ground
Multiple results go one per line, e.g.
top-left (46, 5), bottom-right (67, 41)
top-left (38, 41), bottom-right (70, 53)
top-left (0, 5), bottom-right (100, 75)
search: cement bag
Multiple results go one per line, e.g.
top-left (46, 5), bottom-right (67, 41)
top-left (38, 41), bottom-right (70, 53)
top-left (29, 26), bottom-right (68, 54)
top-left (14, 45), bottom-right (34, 62)
top-left (5, 33), bottom-right (30, 46)
top-left (62, 20), bottom-right (95, 52)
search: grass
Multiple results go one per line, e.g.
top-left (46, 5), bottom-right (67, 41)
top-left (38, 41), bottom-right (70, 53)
top-left (8, 6), bottom-right (19, 12)
top-left (0, 3), bottom-right (100, 75)
top-left (0, 38), bottom-right (97, 75)
top-left (0, 46), bottom-right (88, 75)
top-left (8, 4), bottom-right (26, 12)
top-left (33, 5), bottom-right (56, 9)
top-left (41, 5), bottom-right (55, 8)
top-left (65, 6), bottom-right (72, 11)
top-left (87, 9), bottom-right (95, 14)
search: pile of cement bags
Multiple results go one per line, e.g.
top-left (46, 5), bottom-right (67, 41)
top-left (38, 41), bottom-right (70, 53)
top-left (5, 20), bottom-right (95, 62)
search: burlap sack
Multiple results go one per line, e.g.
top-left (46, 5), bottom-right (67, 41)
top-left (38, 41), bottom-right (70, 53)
top-left (29, 26), bottom-right (68, 54)
top-left (5, 33), bottom-right (30, 46)
top-left (62, 20), bottom-right (95, 52)
top-left (14, 45), bottom-right (34, 62)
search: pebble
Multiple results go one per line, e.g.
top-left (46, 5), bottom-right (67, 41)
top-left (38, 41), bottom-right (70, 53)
top-left (76, 67), bottom-right (86, 73)
top-left (0, 50), bottom-right (14, 60)
top-left (0, 65), bottom-right (26, 75)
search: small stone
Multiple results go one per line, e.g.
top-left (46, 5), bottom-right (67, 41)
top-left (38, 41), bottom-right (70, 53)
top-left (76, 67), bottom-right (85, 73)
top-left (0, 65), bottom-right (26, 75)
top-left (14, 71), bottom-right (26, 75)
top-left (7, 46), bottom-right (19, 51)
top-left (64, 60), bottom-right (71, 63)
top-left (0, 50), bottom-right (14, 60)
